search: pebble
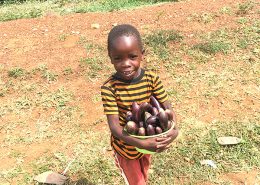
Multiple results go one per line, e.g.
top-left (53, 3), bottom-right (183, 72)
top-left (91, 23), bottom-right (100, 29)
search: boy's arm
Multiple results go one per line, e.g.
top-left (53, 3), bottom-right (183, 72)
top-left (107, 114), bottom-right (169, 152)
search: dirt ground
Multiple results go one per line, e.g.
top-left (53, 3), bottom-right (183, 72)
top-left (0, 0), bottom-right (259, 184)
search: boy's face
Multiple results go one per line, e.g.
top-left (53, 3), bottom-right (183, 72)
top-left (109, 36), bottom-right (143, 81)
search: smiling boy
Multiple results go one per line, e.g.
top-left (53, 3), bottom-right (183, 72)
top-left (101, 24), bottom-right (179, 185)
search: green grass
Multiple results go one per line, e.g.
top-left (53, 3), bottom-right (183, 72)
top-left (236, 1), bottom-right (254, 15)
top-left (0, 0), bottom-right (179, 22)
top-left (144, 30), bottom-right (183, 60)
top-left (8, 67), bottom-right (25, 78)
top-left (188, 12), bottom-right (217, 24)
top-left (150, 119), bottom-right (260, 184)
top-left (193, 41), bottom-right (230, 55)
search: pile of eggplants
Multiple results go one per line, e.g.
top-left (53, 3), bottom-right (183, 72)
top-left (125, 96), bottom-right (174, 136)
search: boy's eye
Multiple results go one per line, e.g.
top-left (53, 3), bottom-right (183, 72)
top-left (129, 55), bottom-right (138, 60)
top-left (113, 57), bottom-right (121, 61)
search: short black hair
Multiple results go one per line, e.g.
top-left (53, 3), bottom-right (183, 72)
top-left (107, 24), bottom-right (143, 53)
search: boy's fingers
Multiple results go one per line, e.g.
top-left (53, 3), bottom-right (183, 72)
top-left (156, 137), bottom-right (171, 145)
top-left (156, 145), bottom-right (171, 152)
top-left (156, 136), bottom-right (169, 142)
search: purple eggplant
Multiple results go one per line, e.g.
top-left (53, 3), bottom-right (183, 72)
top-left (155, 126), bottom-right (163, 134)
top-left (138, 127), bottom-right (146, 136)
top-left (132, 102), bottom-right (140, 123)
top-left (150, 96), bottom-right (161, 110)
top-left (125, 121), bottom-right (138, 135)
top-left (158, 109), bottom-right (168, 131)
top-left (165, 109), bottom-right (174, 121)
top-left (146, 116), bottom-right (158, 126)
top-left (146, 125), bottom-right (156, 136)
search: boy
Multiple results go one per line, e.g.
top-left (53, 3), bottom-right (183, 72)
top-left (101, 24), bottom-right (179, 185)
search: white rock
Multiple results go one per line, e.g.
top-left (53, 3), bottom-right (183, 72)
top-left (91, 23), bottom-right (100, 29)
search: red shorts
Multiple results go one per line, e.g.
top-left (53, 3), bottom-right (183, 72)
top-left (114, 152), bottom-right (152, 185)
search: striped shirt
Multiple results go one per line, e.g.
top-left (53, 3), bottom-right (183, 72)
top-left (101, 68), bottom-right (168, 159)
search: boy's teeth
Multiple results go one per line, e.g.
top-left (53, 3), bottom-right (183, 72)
top-left (124, 71), bottom-right (131, 75)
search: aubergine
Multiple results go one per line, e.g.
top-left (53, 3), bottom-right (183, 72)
top-left (144, 112), bottom-right (152, 122)
top-left (138, 127), bottom-right (146, 136)
top-left (167, 121), bottom-right (172, 130)
top-left (151, 107), bottom-right (159, 116)
top-left (126, 111), bottom-right (133, 121)
top-left (150, 96), bottom-right (161, 110)
top-left (146, 125), bottom-right (156, 136)
top-left (126, 111), bottom-right (133, 117)
top-left (125, 121), bottom-right (138, 135)
top-left (146, 116), bottom-right (158, 126)
top-left (132, 102), bottom-right (140, 123)
top-left (155, 126), bottom-right (163, 134)
top-left (137, 102), bottom-right (153, 123)
top-left (158, 109), bottom-right (168, 131)
top-left (165, 109), bottom-right (174, 121)
top-left (139, 121), bottom-right (144, 128)
top-left (126, 115), bottom-right (132, 122)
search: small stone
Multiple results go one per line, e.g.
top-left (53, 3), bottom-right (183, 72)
top-left (32, 28), bottom-right (37, 31)
top-left (253, 48), bottom-right (259, 53)
top-left (148, 169), bottom-right (154, 174)
top-left (91, 23), bottom-right (100, 29)
top-left (184, 157), bottom-right (190, 162)
top-left (112, 23), bottom-right (118, 27)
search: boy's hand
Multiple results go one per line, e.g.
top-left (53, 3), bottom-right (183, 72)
top-left (139, 127), bottom-right (179, 152)
top-left (155, 127), bottom-right (179, 153)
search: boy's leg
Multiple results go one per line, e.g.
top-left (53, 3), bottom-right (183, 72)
top-left (114, 152), bottom-right (151, 185)
top-left (139, 154), bottom-right (151, 182)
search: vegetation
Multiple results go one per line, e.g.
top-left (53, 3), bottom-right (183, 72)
top-left (0, 0), bottom-right (178, 22)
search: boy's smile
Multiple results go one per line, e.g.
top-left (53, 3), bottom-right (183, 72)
top-left (109, 36), bottom-right (144, 81)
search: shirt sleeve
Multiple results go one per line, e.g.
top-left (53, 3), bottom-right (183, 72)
top-left (101, 85), bottom-right (119, 115)
top-left (152, 74), bottom-right (168, 103)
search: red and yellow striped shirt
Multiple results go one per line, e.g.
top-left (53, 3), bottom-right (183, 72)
top-left (101, 68), bottom-right (168, 159)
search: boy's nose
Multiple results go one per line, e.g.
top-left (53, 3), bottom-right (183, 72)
top-left (122, 59), bottom-right (131, 67)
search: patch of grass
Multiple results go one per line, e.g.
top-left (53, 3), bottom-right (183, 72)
top-left (8, 67), bottom-right (25, 78)
top-left (80, 57), bottom-right (103, 78)
top-left (58, 33), bottom-right (68, 41)
top-left (236, 1), bottom-right (254, 15)
top-left (0, 0), bottom-right (179, 22)
top-left (73, 0), bottom-right (178, 13)
top-left (15, 96), bottom-right (32, 110)
top-left (220, 6), bottom-right (232, 15)
top-left (63, 67), bottom-right (73, 75)
top-left (188, 12), bottom-right (217, 24)
top-left (193, 41), bottom-right (230, 55)
top-left (144, 30), bottom-right (183, 60)
top-left (0, 165), bottom-right (23, 179)
top-left (0, 2), bottom-right (44, 22)
top-left (79, 40), bottom-right (110, 79)
top-left (41, 70), bottom-right (58, 82)
top-left (36, 87), bottom-right (73, 110)
top-left (149, 119), bottom-right (260, 184)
